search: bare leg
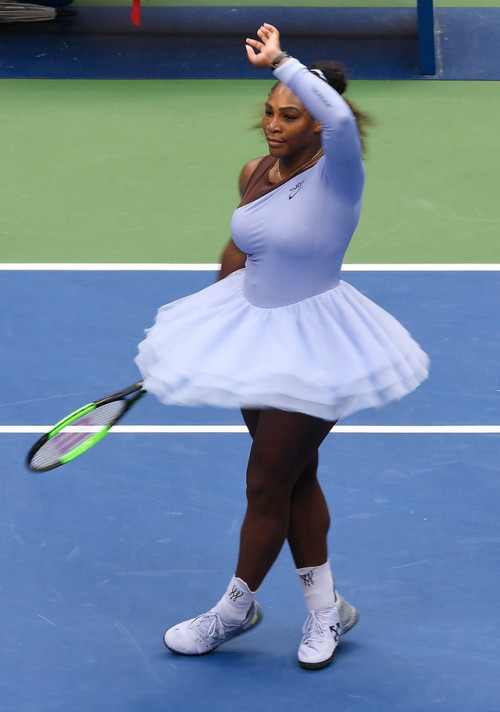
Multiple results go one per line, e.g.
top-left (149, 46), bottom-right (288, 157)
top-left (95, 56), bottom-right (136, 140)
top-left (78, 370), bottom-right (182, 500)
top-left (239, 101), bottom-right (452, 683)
top-left (163, 409), bottom-right (345, 659)
top-left (287, 451), bottom-right (331, 568)
top-left (237, 408), bottom-right (334, 591)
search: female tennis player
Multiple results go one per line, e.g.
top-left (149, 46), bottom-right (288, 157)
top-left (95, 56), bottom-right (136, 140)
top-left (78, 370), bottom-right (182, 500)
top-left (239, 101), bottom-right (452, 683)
top-left (136, 24), bottom-right (429, 670)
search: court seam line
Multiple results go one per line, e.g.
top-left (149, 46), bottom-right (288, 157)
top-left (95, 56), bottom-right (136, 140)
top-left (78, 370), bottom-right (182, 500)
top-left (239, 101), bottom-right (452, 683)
top-left (1, 264), bottom-right (500, 272)
top-left (4, 425), bottom-right (500, 434)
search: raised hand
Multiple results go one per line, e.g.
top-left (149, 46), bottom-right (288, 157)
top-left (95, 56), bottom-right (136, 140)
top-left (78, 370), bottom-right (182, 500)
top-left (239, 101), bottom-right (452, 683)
top-left (245, 23), bottom-right (286, 69)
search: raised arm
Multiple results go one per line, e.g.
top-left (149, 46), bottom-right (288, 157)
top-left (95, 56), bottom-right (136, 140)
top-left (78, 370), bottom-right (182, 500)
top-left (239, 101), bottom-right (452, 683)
top-left (246, 24), bottom-right (364, 203)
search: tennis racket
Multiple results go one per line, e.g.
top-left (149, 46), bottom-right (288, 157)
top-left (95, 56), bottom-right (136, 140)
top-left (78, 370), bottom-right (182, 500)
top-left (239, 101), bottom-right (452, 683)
top-left (26, 382), bottom-right (146, 472)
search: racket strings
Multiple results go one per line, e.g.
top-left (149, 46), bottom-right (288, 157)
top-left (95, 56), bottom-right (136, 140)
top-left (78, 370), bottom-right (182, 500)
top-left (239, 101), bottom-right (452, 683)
top-left (29, 400), bottom-right (126, 470)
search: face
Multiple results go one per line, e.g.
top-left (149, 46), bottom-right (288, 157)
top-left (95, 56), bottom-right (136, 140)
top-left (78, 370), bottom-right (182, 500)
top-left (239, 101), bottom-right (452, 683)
top-left (262, 83), bottom-right (321, 162)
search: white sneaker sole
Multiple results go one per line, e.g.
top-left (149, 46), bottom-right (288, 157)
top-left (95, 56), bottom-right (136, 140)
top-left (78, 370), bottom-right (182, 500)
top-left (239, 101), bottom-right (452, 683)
top-left (299, 646), bottom-right (338, 670)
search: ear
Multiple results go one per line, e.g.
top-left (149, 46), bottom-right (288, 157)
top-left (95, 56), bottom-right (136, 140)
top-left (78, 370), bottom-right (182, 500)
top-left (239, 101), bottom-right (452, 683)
top-left (313, 120), bottom-right (323, 133)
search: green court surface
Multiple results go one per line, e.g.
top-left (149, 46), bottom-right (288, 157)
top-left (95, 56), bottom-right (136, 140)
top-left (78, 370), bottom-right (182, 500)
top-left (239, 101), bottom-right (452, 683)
top-left (2, 79), bottom-right (498, 263)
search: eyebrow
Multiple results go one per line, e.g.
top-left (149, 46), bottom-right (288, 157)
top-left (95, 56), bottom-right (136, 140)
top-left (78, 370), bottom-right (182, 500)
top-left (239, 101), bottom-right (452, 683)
top-left (265, 103), bottom-right (303, 113)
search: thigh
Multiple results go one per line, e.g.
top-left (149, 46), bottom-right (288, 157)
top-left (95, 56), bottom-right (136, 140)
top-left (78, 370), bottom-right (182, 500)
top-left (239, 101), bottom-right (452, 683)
top-left (241, 408), bottom-right (260, 438)
top-left (246, 409), bottom-right (334, 491)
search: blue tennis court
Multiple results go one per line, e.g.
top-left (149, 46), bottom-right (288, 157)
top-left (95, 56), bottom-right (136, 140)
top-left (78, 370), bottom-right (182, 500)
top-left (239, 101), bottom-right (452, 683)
top-left (1, 268), bottom-right (499, 711)
top-left (1, 1), bottom-right (499, 709)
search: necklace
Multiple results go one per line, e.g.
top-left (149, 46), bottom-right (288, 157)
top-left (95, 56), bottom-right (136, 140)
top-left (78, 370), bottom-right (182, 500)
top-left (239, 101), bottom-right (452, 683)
top-left (275, 146), bottom-right (324, 182)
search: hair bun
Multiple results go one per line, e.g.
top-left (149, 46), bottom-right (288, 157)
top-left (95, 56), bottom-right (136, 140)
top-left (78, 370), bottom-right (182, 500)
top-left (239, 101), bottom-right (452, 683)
top-left (308, 61), bottom-right (347, 95)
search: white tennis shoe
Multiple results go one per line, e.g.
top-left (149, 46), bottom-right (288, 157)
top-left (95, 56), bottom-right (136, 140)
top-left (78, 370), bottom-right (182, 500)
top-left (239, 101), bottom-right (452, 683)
top-left (163, 592), bottom-right (357, 662)
top-left (335, 591), bottom-right (359, 636)
top-left (298, 606), bottom-right (341, 670)
top-left (164, 601), bottom-right (262, 655)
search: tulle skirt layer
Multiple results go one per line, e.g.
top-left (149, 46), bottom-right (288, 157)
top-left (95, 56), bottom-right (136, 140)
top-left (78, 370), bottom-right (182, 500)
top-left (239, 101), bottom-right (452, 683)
top-left (135, 269), bottom-right (429, 421)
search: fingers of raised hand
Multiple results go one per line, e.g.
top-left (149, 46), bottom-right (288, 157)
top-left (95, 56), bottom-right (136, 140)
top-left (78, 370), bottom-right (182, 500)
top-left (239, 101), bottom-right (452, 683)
top-left (245, 24), bottom-right (281, 66)
top-left (245, 39), bottom-right (266, 66)
top-left (258, 24), bottom-right (279, 46)
top-left (261, 23), bottom-right (279, 38)
top-left (246, 37), bottom-right (263, 52)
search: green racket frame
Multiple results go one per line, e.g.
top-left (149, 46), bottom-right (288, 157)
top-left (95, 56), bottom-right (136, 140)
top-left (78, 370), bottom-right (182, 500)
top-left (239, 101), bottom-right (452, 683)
top-left (26, 382), bottom-right (146, 472)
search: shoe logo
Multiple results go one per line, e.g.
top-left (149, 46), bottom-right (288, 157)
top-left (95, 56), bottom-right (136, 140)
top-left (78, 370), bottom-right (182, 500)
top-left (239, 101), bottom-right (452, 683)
top-left (228, 585), bottom-right (244, 602)
top-left (288, 180), bottom-right (305, 200)
top-left (299, 572), bottom-right (315, 587)
top-left (329, 622), bottom-right (341, 643)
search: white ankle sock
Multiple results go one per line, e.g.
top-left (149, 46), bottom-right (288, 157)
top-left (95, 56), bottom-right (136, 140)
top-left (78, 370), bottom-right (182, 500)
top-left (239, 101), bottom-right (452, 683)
top-left (213, 576), bottom-right (257, 623)
top-left (296, 560), bottom-right (336, 612)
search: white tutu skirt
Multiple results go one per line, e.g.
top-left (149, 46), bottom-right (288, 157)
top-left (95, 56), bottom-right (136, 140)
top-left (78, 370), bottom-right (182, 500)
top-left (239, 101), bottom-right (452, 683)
top-left (136, 269), bottom-right (429, 421)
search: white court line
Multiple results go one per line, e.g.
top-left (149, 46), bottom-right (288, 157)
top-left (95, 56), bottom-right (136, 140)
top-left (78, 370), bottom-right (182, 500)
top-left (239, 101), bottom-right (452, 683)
top-left (0, 263), bottom-right (221, 271)
top-left (3, 425), bottom-right (500, 435)
top-left (1, 263), bottom-right (500, 271)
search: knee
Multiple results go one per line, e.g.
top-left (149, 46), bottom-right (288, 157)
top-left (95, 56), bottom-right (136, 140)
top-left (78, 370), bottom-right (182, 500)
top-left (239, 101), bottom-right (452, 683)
top-left (293, 452), bottom-right (319, 488)
top-left (245, 461), bottom-right (290, 515)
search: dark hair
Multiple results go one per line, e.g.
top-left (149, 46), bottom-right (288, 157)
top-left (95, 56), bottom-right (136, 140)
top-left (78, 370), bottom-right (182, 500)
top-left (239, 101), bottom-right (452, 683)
top-left (307, 60), bottom-right (373, 154)
top-left (308, 61), bottom-right (347, 95)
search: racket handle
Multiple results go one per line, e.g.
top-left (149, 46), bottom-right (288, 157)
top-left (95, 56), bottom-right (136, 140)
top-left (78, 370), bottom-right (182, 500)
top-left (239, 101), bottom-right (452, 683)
top-left (95, 381), bottom-right (145, 407)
